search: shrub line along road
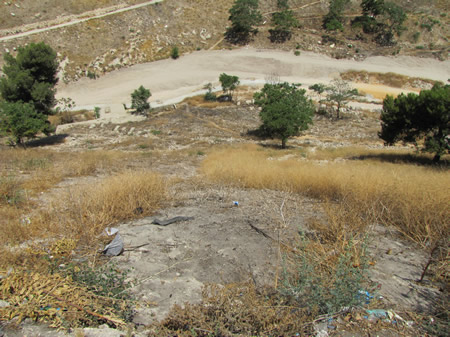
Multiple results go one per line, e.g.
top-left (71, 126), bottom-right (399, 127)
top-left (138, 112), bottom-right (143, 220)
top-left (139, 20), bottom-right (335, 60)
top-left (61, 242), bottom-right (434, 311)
top-left (0, 0), bottom-right (164, 42)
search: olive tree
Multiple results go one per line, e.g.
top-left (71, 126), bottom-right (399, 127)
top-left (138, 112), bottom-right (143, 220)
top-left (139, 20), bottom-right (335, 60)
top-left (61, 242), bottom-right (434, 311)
top-left (219, 73), bottom-right (240, 101)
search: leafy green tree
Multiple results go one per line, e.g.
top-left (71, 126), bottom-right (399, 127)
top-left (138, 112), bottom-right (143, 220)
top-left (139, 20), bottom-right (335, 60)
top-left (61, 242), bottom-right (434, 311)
top-left (131, 85), bottom-right (151, 115)
top-left (0, 102), bottom-right (47, 145)
top-left (380, 84), bottom-right (449, 162)
top-left (226, 0), bottom-right (262, 44)
top-left (0, 42), bottom-right (58, 144)
top-left (323, 0), bottom-right (350, 31)
top-left (254, 82), bottom-right (314, 148)
top-left (376, 2), bottom-right (406, 45)
top-left (0, 42), bottom-right (58, 115)
top-left (219, 73), bottom-right (240, 100)
top-left (269, 3), bottom-right (299, 43)
top-left (353, 0), bottom-right (406, 45)
top-left (325, 79), bottom-right (358, 119)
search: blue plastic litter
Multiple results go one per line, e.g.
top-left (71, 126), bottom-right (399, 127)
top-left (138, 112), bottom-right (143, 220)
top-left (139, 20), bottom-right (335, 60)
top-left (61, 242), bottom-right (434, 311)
top-left (358, 290), bottom-right (374, 304)
top-left (366, 309), bottom-right (388, 318)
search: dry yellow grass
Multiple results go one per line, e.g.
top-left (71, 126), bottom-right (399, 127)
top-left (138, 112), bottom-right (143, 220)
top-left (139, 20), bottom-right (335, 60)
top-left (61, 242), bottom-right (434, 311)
top-left (341, 70), bottom-right (439, 89)
top-left (0, 148), bottom-right (135, 252)
top-left (355, 83), bottom-right (420, 100)
top-left (36, 170), bottom-right (168, 243)
top-left (0, 148), bottom-right (128, 195)
top-left (202, 145), bottom-right (450, 246)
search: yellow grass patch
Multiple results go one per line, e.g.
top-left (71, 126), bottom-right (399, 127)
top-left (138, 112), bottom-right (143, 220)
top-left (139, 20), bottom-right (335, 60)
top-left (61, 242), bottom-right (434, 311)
top-left (355, 83), bottom-right (420, 100)
top-left (37, 170), bottom-right (168, 243)
top-left (341, 70), bottom-right (439, 89)
top-left (202, 145), bottom-right (450, 245)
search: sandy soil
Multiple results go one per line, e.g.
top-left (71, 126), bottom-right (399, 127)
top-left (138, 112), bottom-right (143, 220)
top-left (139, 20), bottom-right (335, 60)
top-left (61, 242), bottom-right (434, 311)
top-left (56, 48), bottom-right (450, 125)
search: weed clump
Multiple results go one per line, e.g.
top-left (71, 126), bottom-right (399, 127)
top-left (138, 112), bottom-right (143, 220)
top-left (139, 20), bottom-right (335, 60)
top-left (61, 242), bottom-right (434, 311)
top-left (152, 282), bottom-right (310, 336)
top-left (281, 236), bottom-right (371, 315)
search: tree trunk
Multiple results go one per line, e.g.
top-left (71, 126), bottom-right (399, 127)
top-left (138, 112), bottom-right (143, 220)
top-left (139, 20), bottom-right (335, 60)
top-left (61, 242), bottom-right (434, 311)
top-left (281, 138), bottom-right (287, 149)
top-left (433, 153), bottom-right (441, 163)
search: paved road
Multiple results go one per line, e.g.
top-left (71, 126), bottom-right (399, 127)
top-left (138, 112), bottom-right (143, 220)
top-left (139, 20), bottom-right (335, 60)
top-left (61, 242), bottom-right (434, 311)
top-left (0, 0), bottom-right (164, 42)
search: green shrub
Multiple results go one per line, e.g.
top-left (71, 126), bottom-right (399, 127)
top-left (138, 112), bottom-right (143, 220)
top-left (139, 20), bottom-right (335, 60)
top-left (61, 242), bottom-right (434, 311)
top-left (204, 91), bottom-right (217, 102)
top-left (61, 262), bottom-right (134, 322)
top-left (94, 106), bottom-right (100, 119)
top-left (131, 85), bottom-right (151, 115)
top-left (281, 236), bottom-right (370, 314)
top-left (294, 50), bottom-right (301, 56)
top-left (203, 83), bottom-right (217, 101)
top-left (171, 46), bottom-right (179, 59)
top-left (87, 70), bottom-right (97, 79)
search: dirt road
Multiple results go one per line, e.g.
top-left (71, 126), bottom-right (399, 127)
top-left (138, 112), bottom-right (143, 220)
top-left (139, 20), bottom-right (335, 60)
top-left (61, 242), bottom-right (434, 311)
top-left (0, 0), bottom-right (164, 42)
top-left (56, 48), bottom-right (450, 123)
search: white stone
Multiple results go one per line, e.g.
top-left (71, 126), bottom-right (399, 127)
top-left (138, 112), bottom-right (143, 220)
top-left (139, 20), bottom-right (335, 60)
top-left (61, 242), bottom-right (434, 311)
top-left (0, 300), bottom-right (10, 308)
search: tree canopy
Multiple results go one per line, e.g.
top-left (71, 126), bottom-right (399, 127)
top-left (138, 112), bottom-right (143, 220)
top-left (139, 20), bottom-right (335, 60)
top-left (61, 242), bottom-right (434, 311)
top-left (226, 0), bottom-right (262, 44)
top-left (1, 42), bottom-right (58, 116)
top-left (325, 79), bottom-right (358, 119)
top-left (270, 6), bottom-right (298, 43)
top-left (131, 85), bottom-right (151, 115)
top-left (0, 42), bottom-right (58, 144)
top-left (323, 0), bottom-right (350, 31)
top-left (380, 84), bottom-right (449, 162)
top-left (219, 73), bottom-right (240, 100)
top-left (352, 0), bottom-right (406, 45)
top-left (254, 82), bottom-right (314, 148)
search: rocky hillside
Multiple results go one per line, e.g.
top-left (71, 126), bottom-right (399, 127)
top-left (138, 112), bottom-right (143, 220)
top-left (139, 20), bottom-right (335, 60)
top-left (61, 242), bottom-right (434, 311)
top-left (0, 0), bottom-right (448, 82)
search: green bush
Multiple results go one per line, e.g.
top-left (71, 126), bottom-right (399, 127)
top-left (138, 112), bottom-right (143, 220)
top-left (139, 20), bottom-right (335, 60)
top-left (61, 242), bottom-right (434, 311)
top-left (131, 85), bottom-right (151, 115)
top-left (324, 18), bottom-right (344, 31)
top-left (170, 46), bottom-right (180, 59)
top-left (94, 106), bottom-right (100, 119)
top-left (281, 236), bottom-right (370, 314)
top-left (204, 91), bottom-right (217, 102)
top-left (203, 83), bottom-right (217, 102)
top-left (62, 262), bottom-right (134, 322)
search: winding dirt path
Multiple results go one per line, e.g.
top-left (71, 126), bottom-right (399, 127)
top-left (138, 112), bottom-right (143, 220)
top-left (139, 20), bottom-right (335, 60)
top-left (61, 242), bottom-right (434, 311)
top-left (0, 0), bottom-right (164, 42)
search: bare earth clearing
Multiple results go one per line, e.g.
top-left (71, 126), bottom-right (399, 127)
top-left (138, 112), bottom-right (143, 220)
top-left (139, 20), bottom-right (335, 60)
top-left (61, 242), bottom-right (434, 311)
top-left (2, 49), bottom-right (449, 336)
